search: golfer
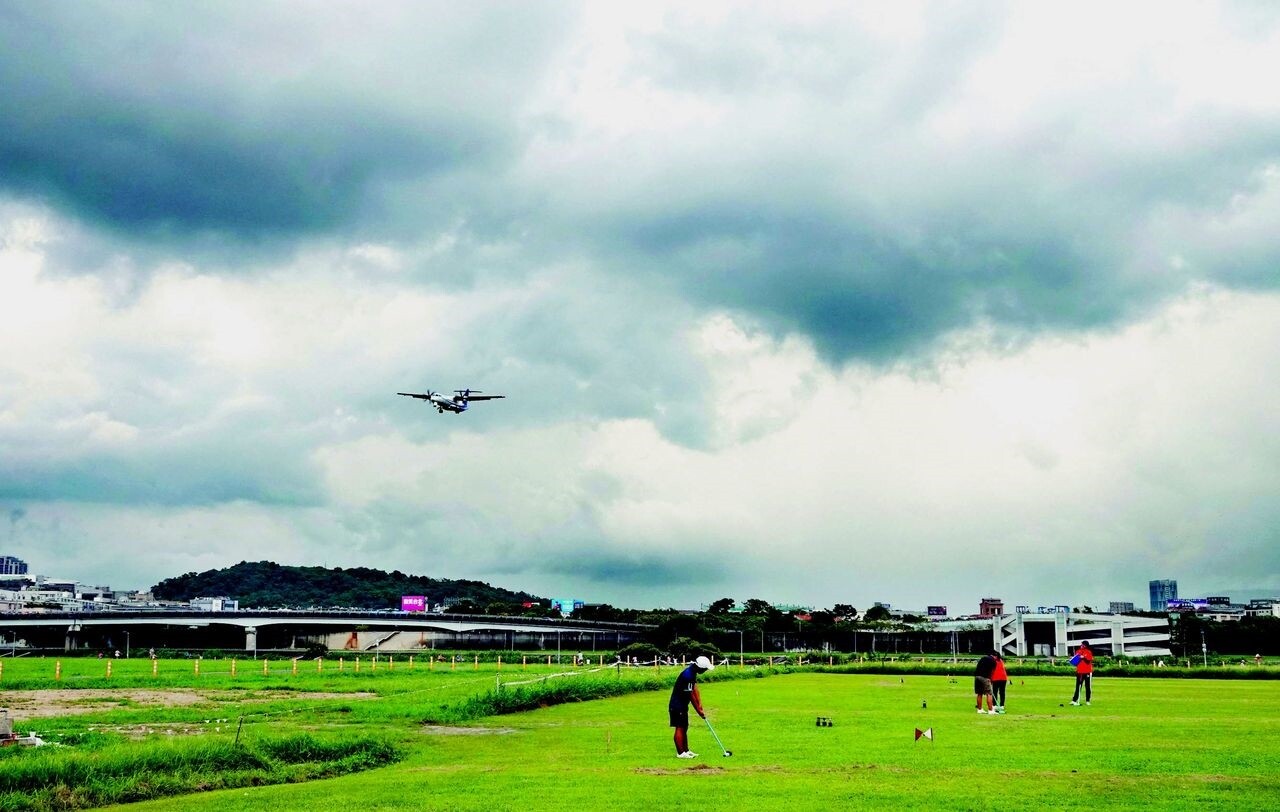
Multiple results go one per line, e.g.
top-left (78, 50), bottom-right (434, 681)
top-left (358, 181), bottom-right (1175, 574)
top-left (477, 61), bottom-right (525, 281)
top-left (669, 655), bottom-right (714, 758)
top-left (973, 651), bottom-right (997, 714)
top-left (991, 652), bottom-right (1009, 714)
top-left (1070, 640), bottom-right (1094, 706)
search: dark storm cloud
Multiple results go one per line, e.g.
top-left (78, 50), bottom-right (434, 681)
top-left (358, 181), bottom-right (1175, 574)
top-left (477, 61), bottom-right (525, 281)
top-left (0, 1), bottom-right (571, 239)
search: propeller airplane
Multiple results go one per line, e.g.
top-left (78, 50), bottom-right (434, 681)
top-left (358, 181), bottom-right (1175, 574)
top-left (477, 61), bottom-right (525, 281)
top-left (397, 388), bottom-right (505, 414)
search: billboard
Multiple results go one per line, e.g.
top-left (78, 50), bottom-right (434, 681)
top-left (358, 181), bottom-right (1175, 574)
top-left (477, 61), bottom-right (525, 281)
top-left (1167, 598), bottom-right (1209, 611)
top-left (400, 595), bottom-right (427, 612)
top-left (550, 598), bottom-right (585, 615)
top-left (927, 606), bottom-right (947, 616)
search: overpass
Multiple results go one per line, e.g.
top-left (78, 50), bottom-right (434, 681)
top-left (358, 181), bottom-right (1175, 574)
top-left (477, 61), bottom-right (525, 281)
top-left (0, 610), bottom-right (652, 655)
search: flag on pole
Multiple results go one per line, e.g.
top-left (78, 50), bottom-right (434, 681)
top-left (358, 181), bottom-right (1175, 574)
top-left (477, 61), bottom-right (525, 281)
top-left (914, 727), bottom-right (933, 741)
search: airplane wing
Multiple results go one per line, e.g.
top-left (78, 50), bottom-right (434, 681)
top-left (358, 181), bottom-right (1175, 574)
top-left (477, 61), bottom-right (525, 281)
top-left (464, 395), bottom-right (505, 401)
top-left (397, 392), bottom-right (434, 400)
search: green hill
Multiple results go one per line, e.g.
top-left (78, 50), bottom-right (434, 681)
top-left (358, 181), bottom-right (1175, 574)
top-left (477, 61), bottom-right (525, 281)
top-left (151, 561), bottom-right (544, 611)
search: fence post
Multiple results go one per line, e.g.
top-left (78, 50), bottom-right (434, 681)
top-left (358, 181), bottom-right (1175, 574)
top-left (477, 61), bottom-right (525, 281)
top-left (106, 660), bottom-right (112, 678)
top-left (389, 655), bottom-right (394, 671)
top-left (355, 657), bottom-right (361, 672)
top-left (474, 654), bottom-right (479, 670)
top-left (497, 656), bottom-right (502, 671)
top-left (55, 660), bottom-right (61, 681)
top-left (451, 656), bottom-right (456, 671)
top-left (522, 655), bottom-right (527, 671)
top-left (194, 659), bottom-right (200, 677)
top-left (339, 657), bottom-right (344, 671)
top-left (409, 655), bottom-right (414, 669)
top-left (317, 657), bottom-right (323, 672)
top-left (263, 659), bottom-right (268, 675)
top-left (231, 659), bottom-right (237, 677)
top-left (152, 659), bottom-right (158, 677)
top-left (292, 659), bottom-right (298, 675)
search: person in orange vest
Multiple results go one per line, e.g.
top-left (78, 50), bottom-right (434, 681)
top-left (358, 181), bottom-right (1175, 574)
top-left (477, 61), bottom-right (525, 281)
top-left (1070, 641), bottom-right (1094, 706)
top-left (991, 652), bottom-right (1009, 714)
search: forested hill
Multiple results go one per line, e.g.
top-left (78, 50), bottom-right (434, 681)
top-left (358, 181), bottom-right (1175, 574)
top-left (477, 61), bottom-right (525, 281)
top-left (151, 561), bottom-right (544, 611)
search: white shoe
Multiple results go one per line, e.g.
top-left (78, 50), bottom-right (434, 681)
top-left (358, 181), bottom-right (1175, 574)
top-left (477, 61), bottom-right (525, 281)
top-left (1070, 701), bottom-right (1080, 706)
top-left (677, 751), bottom-right (695, 759)
top-left (1086, 701), bottom-right (1091, 706)
top-left (686, 751), bottom-right (698, 758)
top-left (977, 709), bottom-right (986, 714)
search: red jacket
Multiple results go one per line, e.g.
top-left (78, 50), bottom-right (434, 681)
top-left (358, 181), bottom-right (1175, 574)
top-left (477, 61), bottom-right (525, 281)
top-left (1075, 647), bottom-right (1094, 675)
top-left (992, 658), bottom-right (1008, 681)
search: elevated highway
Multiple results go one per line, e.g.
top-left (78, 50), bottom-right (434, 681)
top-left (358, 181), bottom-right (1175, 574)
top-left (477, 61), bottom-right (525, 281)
top-left (0, 610), bottom-right (652, 654)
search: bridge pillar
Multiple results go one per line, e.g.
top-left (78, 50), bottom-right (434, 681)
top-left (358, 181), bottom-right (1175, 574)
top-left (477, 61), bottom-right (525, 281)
top-left (245, 627), bottom-right (257, 652)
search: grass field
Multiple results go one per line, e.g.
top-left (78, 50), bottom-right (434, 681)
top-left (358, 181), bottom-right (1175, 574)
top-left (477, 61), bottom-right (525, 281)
top-left (2, 659), bottom-right (1278, 810)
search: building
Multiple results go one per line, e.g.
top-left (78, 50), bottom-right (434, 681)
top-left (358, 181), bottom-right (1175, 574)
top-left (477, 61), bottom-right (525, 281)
top-left (1109, 601), bottom-right (1135, 614)
top-left (191, 596), bottom-right (239, 612)
top-left (1149, 579), bottom-right (1178, 611)
top-left (0, 556), bottom-right (28, 576)
top-left (993, 609), bottom-right (1170, 658)
top-left (979, 598), bottom-right (1004, 617)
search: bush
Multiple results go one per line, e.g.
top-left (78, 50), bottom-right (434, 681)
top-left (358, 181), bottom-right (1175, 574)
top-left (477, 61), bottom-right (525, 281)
top-left (616, 642), bottom-right (662, 662)
top-left (669, 637), bottom-right (721, 661)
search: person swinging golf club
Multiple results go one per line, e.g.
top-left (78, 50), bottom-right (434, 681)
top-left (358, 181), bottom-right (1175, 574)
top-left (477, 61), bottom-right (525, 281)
top-left (669, 655), bottom-right (714, 758)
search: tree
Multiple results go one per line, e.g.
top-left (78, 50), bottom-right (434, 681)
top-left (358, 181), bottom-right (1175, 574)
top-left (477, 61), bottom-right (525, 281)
top-left (863, 605), bottom-right (891, 622)
top-left (742, 598), bottom-right (774, 616)
top-left (707, 598), bottom-right (736, 615)
top-left (832, 604), bottom-right (858, 620)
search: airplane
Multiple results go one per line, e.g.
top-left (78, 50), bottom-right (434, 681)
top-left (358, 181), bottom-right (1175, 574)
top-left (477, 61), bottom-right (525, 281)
top-left (397, 388), bottom-right (505, 414)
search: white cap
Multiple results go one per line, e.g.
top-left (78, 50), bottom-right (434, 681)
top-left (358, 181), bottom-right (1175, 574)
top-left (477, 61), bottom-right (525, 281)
top-left (695, 655), bottom-right (715, 671)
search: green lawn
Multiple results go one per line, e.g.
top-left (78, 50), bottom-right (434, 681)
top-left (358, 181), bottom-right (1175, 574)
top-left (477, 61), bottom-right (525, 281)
top-left (96, 670), bottom-right (1280, 812)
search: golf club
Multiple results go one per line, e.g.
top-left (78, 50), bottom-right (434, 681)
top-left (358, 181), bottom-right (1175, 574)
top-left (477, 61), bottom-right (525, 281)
top-left (703, 715), bottom-right (732, 757)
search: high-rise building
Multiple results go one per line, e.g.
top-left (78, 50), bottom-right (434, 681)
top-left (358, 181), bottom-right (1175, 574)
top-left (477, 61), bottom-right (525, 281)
top-left (0, 556), bottom-right (28, 575)
top-left (1149, 579), bottom-right (1178, 611)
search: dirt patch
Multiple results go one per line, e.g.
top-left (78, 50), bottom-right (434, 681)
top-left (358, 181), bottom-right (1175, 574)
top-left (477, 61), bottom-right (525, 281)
top-left (636, 764), bottom-right (727, 775)
top-left (0, 689), bottom-right (376, 719)
top-left (420, 725), bottom-right (516, 736)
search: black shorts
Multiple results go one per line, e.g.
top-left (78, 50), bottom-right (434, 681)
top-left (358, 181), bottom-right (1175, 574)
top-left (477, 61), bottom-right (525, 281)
top-left (669, 707), bottom-right (689, 728)
top-left (974, 676), bottom-right (993, 695)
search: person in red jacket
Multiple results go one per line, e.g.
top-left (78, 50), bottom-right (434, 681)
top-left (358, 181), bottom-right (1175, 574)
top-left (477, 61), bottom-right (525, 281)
top-left (1070, 640), bottom-right (1094, 706)
top-left (991, 652), bottom-right (1009, 714)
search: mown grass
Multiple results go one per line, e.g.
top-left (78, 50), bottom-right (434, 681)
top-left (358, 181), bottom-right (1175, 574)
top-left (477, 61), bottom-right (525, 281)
top-left (110, 672), bottom-right (1280, 812)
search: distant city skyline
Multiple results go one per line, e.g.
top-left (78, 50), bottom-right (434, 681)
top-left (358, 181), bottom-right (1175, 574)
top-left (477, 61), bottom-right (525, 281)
top-left (5, 552), bottom-right (1272, 615)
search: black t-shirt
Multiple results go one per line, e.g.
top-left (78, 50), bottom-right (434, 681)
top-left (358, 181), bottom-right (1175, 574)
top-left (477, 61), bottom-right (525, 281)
top-left (669, 665), bottom-right (698, 709)
top-left (974, 654), bottom-right (997, 678)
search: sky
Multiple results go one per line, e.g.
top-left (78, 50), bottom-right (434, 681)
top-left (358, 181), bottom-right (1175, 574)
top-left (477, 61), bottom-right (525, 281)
top-left (2, 1), bottom-right (1279, 613)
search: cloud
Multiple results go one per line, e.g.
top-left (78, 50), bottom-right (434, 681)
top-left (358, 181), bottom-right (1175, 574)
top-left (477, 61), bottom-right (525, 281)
top-left (2, 2), bottom-right (1279, 611)
top-left (0, 1), bottom-right (573, 239)
top-left (515, 2), bottom-right (1280, 362)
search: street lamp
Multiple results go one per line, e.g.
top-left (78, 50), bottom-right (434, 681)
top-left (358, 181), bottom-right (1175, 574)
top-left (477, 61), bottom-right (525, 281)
top-left (124, 630), bottom-right (130, 659)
